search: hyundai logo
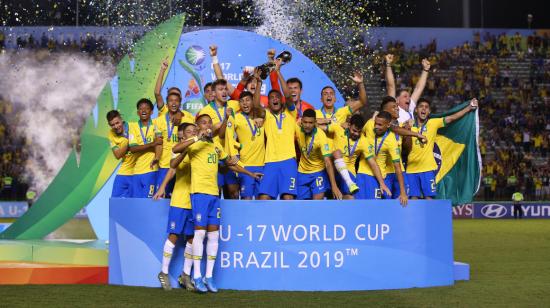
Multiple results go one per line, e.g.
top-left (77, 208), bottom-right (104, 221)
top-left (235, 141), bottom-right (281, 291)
top-left (481, 204), bottom-right (507, 218)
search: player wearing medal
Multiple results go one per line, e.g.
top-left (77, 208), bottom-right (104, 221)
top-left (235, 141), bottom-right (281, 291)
top-left (154, 123), bottom-right (197, 291)
top-left (128, 98), bottom-right (162, 198)
top-left (295, 109), bottom-right (342, 200)
top-left (106, 110), bottom-right (136, 198)
top-left (407, 98), bottom-right (478, 199)
top-left (173, 113), bottom-right (261, 293)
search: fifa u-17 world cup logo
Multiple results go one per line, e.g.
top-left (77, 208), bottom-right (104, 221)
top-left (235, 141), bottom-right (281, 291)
top-left (179, 45), bottom-right (208, 115)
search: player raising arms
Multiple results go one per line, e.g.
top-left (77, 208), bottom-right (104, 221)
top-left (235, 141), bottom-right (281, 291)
top-left (106, 110), bottom-right (135, 198)
top-left (173, 113), bottom-right (261, 293)
top-left (407, 98), bottom-right (479, 199)
top-left (154, 123), bottom-right (197, 291)
top-left (316, 72), bottom-right (367, 125)
top-left (128, 99), bottom-right (162, 198)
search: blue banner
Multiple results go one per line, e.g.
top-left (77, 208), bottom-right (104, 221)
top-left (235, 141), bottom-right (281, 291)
top-left (472, 203), bottom-right (550, 219)
top-left (109, 198), bottom-right (455, 291)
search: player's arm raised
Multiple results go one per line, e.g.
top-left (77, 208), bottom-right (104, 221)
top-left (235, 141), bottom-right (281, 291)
top-left (384, 54), bottom-right (396, 98)
top-left (347, 71), bottom-right (368, 113)
top-left (444, 98), bottom-right (478, 125)
top-left (154, 57), bottom-right (169, 110)
top-left (410, 59), bottom-right (431, 105)
top-left (210, 45), bottom-right (235, 94)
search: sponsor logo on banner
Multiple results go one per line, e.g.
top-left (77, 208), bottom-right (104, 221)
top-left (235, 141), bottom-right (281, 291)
top-left (480, 204), bottom-right (507, 218)
top-left (452, 204), bottom-right (473, 218)
top-left (471, 203), bottom-right (550, 219)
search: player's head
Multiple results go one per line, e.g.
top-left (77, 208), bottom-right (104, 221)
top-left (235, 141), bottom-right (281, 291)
top-left (321, 86), bottom-right (336, 108)
top-left (195, 113), bottom-right (213, 131)
top-left (245, 76), bottom-right (258, 94)
top-left (349, 114), bottom-right (365, 141)
top-left (301, 109), bottom-right (317, 134)
top-left (166, 92), bottom-right (182, 113)
top-left (268, 89), bottom-right (283, 113)
top-left (415, 98), bottom-right (432, 121)
top-left (239, 91), bottom-right (253, 114)
top-left (106, 110), bottom-right (123, 134)
top-left (178, 122), bottom-right (197, 141)
top-left (380, 96), bottom-right (399, 120)
top-left (396, 89), bottom-right (411, 110)
top-left (203, 82), bottom-right (214, 102)
top-left (167, 87), bottom-right (181, 96)
top-left (374, 110), bottom-right (392, 136)
top-left (136, 98), bottom-right (154, 121)
top-left (286, 77), bottom-right (303, 102)
top-left (212, 79), bottom-right (228, 104)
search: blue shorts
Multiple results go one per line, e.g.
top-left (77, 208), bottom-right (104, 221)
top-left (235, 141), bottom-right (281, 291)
top-left (131, 171), bottom-right (157, 198)
top-left (238, 166), bottom-right (264, 198)
top-left (190, 193), bottom-right (221, 227)
top-left (407, 171), bottom-right (437, 198)
top-left (258, 158), bottom-right (298, 199)
top-left (356, 173), bottom-right (386, 200)
top-left (297, 171), bottom-right (329, 200)
top-left (217, 168), bottom-right (239, 187)
top-left (166, 206), bottom-right (194, 236)
top-left (384, 173), bottom-right (409, 198)
top-left (156, 168), bottom-right (175, 197)
top-left (336, 172), bottom-right (357, 195)
top-left (112, 174), bottom-right (132, 198)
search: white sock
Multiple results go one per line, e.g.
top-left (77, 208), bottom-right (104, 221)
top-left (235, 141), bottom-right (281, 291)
top-left (183, 241), bottom-right (193, 276)
top-left (192, 229), bottom-right (206, 279)
top-left (161, 239), bottom-right (175, 274)
top-left (334, 158), bottom-right (355, 187)
top-left (205, 231), bottom-right (219, 279)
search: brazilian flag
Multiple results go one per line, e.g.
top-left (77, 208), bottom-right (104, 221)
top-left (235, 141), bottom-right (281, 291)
top-left (432, 101), bottom-right (482, 205)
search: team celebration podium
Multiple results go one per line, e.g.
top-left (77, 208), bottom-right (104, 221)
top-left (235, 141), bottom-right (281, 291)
top-left (109, 199), bottom-right (467, 291)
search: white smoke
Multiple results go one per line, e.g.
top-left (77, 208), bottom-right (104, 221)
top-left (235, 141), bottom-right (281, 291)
top-left (250, 0), bottom-right (303, 45)
top-left (0, 50), bottom-right (114, 194)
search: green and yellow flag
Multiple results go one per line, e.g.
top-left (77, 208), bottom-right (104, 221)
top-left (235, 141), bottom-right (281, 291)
top-left (432, 101), bottom-right (482, 205)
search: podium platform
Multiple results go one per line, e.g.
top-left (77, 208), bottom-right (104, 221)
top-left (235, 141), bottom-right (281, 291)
top-left (110, 198), bottom-right (469, 291)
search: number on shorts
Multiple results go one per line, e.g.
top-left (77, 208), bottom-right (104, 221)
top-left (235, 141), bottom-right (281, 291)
top-left (316, 176), bottom-right (324, 188)
top-left (290, 177), bottom-right (296, 189)
top-left (148, 185), bottom-right (155, 197)
top-left (375, 188), bottom-right (382, 199)
top-left (430, 179), bottom-right (436, 192)
top-left (217, 207), bottom-right (221, 219)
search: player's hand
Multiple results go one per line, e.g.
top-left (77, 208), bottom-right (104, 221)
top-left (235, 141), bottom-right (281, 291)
top-left (350, 71), bottom-right (363, 84)
top-left (332, 187), bottom-right (343, 200)
top-left (316, 118), bottom-right (331, 126)
top-left (252, 172), bottom-right (263, 180)
top-left (154, 136), bottom-right (163, 146)
top-left (153, 188), bottom-right (165, 200)
top-left (160, 57), bottom-right (169, 71)
top-left (209, 45), bottom-right (218, 57)
top-left (417, 134), bottom-right (428, 144)
top-left (150, 159), bottom-right (159, 169)
top-left (267, 49), bottom-right (276, 61)
top-left (399, 194), bottom-right (408, 207)
top-left (254, 118), bottom-right (264, 128)
top-left (385, 54), bottom-right (394, 65)
top-left (380, 183), bottom-right (392, 198)
top-left (470, 98), bottom-right (478, 109)
top-left (241, 68), bottom-right (251, 81)
top-left (171, 112), bottom-right (182, 126)
top-left (226, 107), bottom-right (233, 119)
top-left (421, 58), bottom-right (431, 71)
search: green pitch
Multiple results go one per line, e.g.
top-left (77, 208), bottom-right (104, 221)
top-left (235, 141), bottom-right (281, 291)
top-left (1, 220), bottom-right (549, 307)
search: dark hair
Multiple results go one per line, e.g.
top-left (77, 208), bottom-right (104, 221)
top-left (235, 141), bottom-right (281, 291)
top-left (321, 86), bottom-right (334, 94)
top-left (417, 97), bottom-right (431, 107)
top-left (349, 114), bottom-right (365, 129)
top-left (178, 122), bottom-right (195, 132)
top-left (239, 91), bottom-right (253, 100)
top-left (380, 96), bottom-right (397, 111)
top-left (211, 79), bottom-right (227, 90)
top-left (268, 89), bottom-right (281, 97)
top-left (195, 113), bottom-right (211, 122)
top-left (167, 87), bottom-right (181, 94)
top-left (203, 82), bottom-right (213, 92)
top-left (167, 92), bottom-right (182, 102)
top-left (376, 110), bottom-right (393, 122)
top-left (106, 110), bottom-right (121, 122)
top-left (136, 98), bottom-right (154, 110)
top-left (396, 89), bottom-right (409, 97)
top-left (302, 108), bottom-right (316, 119)
top-left (286, 77), bottom-right (303, 89)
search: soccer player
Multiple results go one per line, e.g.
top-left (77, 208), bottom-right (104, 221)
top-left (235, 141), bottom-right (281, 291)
top-left (231, 89), bottom-right (265, 199)
top-left (173, 113), bottom-right (262, 293)
top-left (407, 98), bottom-right (478, 199)
top-left (198, 79), bottom-right (241, 199)
top-left (128, 99), bottom-right (162, 198)
top-left (154, 57), bottom-right (183, 111)
top-left (357, 111), bottom-right (407, 205)
top-left (296, 109), bottom-right (342, 200)
top-left (106, 110), bottom-right (135, 198)
top-left (255, 85), bottom-right (299, 200)
top-left (154, 122), bottom-right (197, 291)
top-left (315, 72), bottom-right (367, 125)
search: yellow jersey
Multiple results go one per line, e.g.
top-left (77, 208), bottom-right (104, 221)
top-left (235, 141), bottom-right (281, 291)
top-left (264, 107), bottom-right (298, 163)
top-left (357, 129), bottom-right (401, 178)
top-left (188, 140), bottom-right (228, 196)
top-left (331, 124), bottom-right (367, 175)
top-left (158, 105), bottom-right (195, 123)
top-left (154, 111), bottom-right (194, 168)
top-left (198, 100), bottom-right (240, 156)
top-left (232, 112), bottom-right (265, 167)
top-left (170, 154), bottom-right (191, 209)
top-left (128, 120), bottom-right (161, 175)
top-left (363, 119), bottom-right (405, 174)
top-left (295, 126), bottom-right (332, 173)
top-left (315, 105), bottom-right (353, 125)
top-left (108, 123), bottom-right (136, 176)
top-left (407, 118), bottom-right (445, 173)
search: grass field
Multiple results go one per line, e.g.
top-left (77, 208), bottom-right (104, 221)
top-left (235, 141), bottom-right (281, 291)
top-left (1, 220), bottom-right (549, 307)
